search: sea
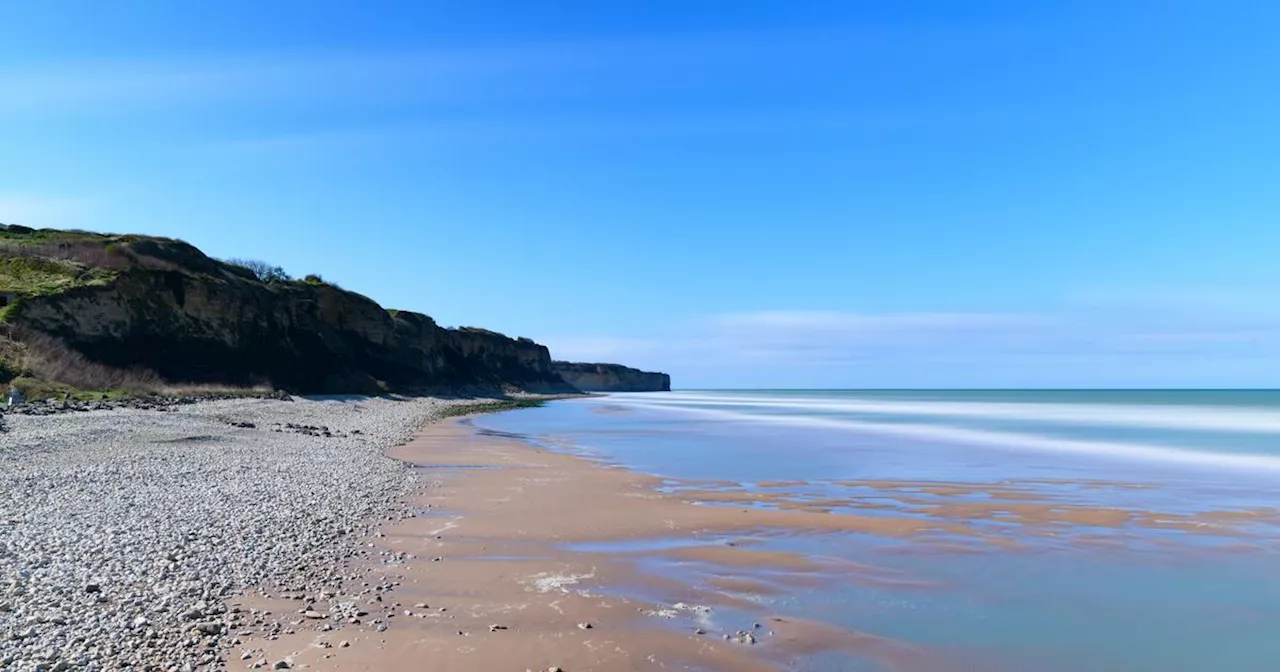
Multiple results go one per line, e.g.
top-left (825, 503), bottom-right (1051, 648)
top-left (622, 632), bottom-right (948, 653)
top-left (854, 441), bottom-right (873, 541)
top-left (475, 390), bottom-right (1280, 671)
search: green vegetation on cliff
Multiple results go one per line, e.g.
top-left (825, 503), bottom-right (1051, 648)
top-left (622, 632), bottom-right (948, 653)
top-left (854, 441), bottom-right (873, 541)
top-left (0, 256), bottom-right (118, 298)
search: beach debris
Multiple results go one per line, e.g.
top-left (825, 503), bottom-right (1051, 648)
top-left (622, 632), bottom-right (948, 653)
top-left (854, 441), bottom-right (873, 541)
top-left (577, 622), bottom-right (593, 630)
top-left (648, 601), bottom-right (713, 621)
top-left (490, 624), bottom-right (508, 632)
top-left (527, 571), bottom-right (596, 594)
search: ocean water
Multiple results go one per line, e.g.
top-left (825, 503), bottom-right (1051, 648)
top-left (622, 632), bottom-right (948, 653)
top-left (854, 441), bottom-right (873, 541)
top-left (475, 390), bottom-right (1280, 671)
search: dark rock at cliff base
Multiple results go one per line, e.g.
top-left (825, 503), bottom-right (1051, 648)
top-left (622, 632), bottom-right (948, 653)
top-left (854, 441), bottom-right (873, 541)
top-left (551, 361), bottom-right (671, 392)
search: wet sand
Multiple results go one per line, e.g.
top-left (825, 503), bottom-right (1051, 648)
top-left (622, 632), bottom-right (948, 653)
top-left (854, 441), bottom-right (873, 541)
top-left (241, 418), bottom-right (941, 670)
top-left (239, 416), bottom-right (1279, 671)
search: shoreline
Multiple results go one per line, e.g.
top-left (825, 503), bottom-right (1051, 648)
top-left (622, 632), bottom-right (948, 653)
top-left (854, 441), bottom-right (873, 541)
top-left (241, 414), bottom-right (939, 671)
top-left (239, 403), bottom-right (1280, 671)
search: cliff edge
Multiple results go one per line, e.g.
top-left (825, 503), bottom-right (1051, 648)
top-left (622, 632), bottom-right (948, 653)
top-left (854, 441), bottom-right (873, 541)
top-left (0, 225), bottom-right (669, 397)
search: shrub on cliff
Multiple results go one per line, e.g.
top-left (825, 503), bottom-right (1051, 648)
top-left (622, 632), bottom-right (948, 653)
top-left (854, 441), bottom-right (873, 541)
top-left (225, 258), bottom-right (291, 283)
top-left (300, 273), bottom-right (341, 288)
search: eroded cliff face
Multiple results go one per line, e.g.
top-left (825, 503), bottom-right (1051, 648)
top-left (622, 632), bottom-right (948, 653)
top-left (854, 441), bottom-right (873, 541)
top-left (1, 228), bottom-right (674, 396)
top-left (551, 361), bottom-right (671, 392)
top-left (9, 267), bottom-right (572, 394)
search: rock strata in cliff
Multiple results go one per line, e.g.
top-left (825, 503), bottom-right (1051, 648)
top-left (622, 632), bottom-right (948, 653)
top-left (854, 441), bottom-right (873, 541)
top-left (551, 361), bottom-right (671, 392)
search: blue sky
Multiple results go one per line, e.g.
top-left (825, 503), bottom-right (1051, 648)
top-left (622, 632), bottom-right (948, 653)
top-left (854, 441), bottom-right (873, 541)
top-left (2, 1), bottom-right (1279, 387)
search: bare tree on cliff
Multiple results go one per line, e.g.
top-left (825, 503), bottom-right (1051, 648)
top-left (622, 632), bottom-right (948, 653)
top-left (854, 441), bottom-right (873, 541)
top-left (225, 259), bottom-right (291, 283)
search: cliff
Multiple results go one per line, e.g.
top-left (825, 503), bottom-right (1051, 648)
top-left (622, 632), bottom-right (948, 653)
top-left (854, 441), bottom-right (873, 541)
top-left (551, 361), bottom-right (671, 392)
top-left (0, 225), bottom-right (668, 396)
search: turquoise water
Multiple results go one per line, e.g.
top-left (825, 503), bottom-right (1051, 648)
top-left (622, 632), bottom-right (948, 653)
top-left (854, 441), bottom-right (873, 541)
top-left (476, 391), bottom-right (1280, 671)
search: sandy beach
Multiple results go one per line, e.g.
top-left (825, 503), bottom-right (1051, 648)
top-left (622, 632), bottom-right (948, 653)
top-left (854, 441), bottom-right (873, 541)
top-left (242, 418), bottom-right (938, 671)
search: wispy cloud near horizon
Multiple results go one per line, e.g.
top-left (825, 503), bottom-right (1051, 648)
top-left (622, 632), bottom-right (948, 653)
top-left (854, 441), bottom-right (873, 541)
top-left (540, 301), bottom-right (1280, 387)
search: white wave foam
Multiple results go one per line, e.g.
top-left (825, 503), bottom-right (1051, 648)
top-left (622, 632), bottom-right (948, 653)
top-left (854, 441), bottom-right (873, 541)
top-left (599, 396), bottom-right (1280, 473)
top-left (604, 392), bottom-right (1280, 435)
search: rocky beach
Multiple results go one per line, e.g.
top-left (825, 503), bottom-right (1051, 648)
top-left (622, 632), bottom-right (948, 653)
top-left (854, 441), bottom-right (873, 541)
top-left (0, 395), bottom-right (485, 671)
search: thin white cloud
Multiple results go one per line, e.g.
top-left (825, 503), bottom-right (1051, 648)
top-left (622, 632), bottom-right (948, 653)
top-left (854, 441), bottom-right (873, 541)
top-left (709, 310), bottom-right (1036, 332)
top-left (553, 302), bottom-right (1280, 386)
top-left (0, 23), bottom-right (1025, 114)
top-left (209, 109), bottom-right (960, 156)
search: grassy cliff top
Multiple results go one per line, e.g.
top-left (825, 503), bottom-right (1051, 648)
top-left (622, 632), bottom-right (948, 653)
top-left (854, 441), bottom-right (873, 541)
top-left (0, 225), bottom-right (221, 297)
top-left (0, 224), bottom-right (348, 304)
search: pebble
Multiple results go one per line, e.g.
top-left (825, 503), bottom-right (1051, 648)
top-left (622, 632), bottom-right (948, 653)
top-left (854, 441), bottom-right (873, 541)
top-left (0, 396), bottom-right (470, 670)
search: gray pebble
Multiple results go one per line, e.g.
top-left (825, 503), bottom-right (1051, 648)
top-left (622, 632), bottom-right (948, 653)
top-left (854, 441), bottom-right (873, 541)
top-left (0, 396), bottom-right (470, 670)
